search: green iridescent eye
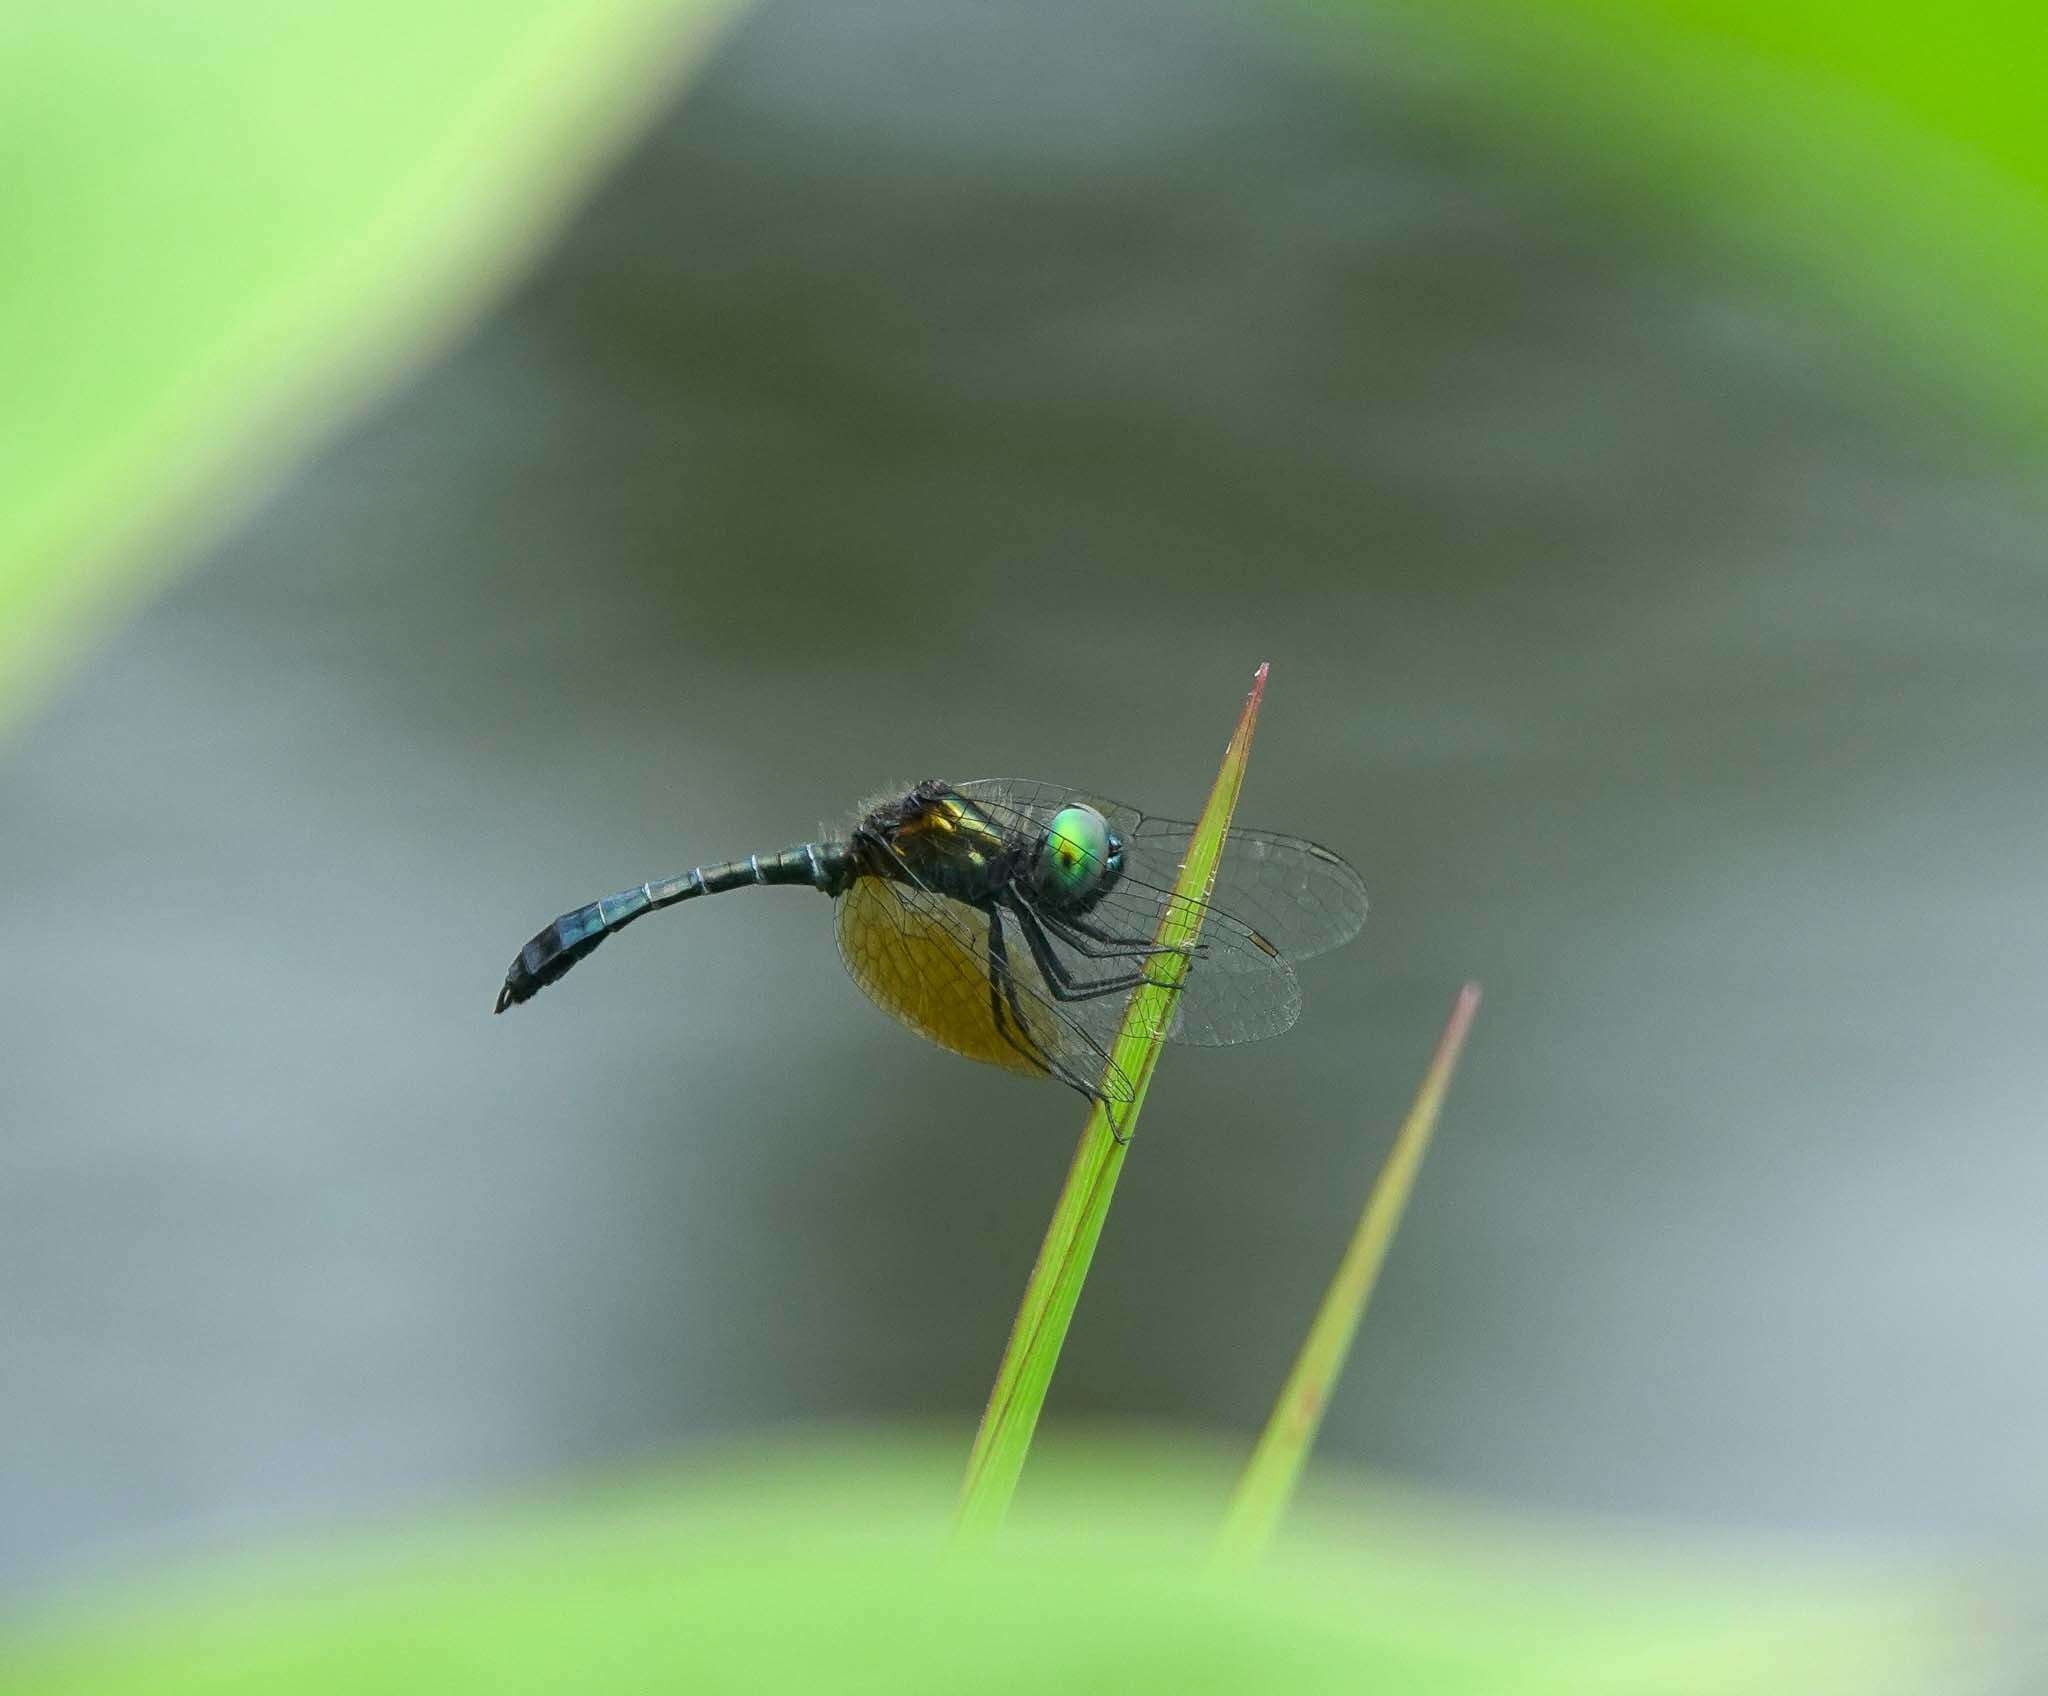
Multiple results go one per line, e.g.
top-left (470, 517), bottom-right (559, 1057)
top-left (1035, 804), bottom-right (1110, 899)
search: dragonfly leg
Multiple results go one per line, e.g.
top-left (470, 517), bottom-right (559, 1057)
top-left (983, 905), bottom-right (1055, 1077)
top-left (1043, 904), bottom-right (1203, 962)
top-left (986, 905), bottom-right (1125, 1134)
top-left (1032, 908), bottom-right (1197, 997)
top-left (1009, 892), bottom-right (1193, 962)
top-left (1007, 899), bottom-right (1154, 1003)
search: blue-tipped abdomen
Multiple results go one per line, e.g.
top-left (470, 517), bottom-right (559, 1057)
top-left (494, 843), bottom-right (849, 1013)
top-left (493, 894), bottom-right (641, 1012)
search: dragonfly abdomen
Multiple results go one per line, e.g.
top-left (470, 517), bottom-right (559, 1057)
top-left (494, 842), bottom-right (851, 1012)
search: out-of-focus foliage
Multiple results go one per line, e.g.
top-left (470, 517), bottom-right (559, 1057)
top-left (1219, 984), bottom-right (1478, 1565)
top-left (0, 1438), bottom-right (1967, 1695)
top-left (1312, 0), bottom-right (2048, 446)
top-left (7, 0), bottom-right (2041, 732)
top-left (0, 0), bottom-right (738, 731)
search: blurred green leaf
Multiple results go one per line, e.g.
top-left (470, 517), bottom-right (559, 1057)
top-left (0, 0), bottom-right (740, 731)
top-left (1308, 0), bottom-right (2048, 445)
top-left (1217, 982), bottom-right (1478, 1566)
top-left (0, 1436), bottom-right (1973, 1694)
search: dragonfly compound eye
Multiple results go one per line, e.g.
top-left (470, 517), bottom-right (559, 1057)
top-left (1034, 804), bottom-right (1113, 904)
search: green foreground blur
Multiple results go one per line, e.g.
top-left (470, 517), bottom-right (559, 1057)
top-left (2, 1436), bottom-right (1973, 1695)
top-left (5, 2), bottom-right (2046, 733)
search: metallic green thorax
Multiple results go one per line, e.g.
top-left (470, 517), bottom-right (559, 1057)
top-left (850, 783), bottom-right (1017, 904)
top-left (850, 785), bottom-right (1124, 916)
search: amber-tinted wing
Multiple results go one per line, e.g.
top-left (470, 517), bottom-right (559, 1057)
top-left (834, 873), bottom-right (1140, 1103)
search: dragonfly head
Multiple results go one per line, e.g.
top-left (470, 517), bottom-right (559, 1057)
top-left (1031, 803), bottom-right (1123, 913)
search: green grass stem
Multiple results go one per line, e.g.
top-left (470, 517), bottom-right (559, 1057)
top-left (955, 663), bottom-right (1271, 1539)
top-left (1214, 981), bottom-right (1481, 1566)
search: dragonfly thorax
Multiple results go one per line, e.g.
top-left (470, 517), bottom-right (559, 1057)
top-left (856, 782), bottom-right (1125, 913)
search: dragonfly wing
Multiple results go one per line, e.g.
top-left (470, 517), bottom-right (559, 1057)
top-left (953, 777), bottom-right (1357, 1047)
top-left (834, 874), bottom-right (1139, 1102)
top-left (953, 777), bottom-right (1366, 960)
top-left (1054, 877), bottom-right (1302, 1048)
top-left (1125, 816), bottom-right (1368, 962)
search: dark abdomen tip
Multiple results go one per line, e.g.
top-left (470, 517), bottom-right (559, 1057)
top-left (494, 904), bottom-right (613, 1012)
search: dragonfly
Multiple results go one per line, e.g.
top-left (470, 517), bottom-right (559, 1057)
top-left (495, 778), bottom-right (1367, 1121)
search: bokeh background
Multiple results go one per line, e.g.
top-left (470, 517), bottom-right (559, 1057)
top-left (6, 0), bottom-right (2045, 1615)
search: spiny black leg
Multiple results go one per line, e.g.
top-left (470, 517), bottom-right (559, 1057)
top-left (1050, 904), bottom-right (1205, 962)
top-left (987, 905), bottom-right (1118, 1121)
top-left (984, 904), bottom-right (1056, 1080)
top-left (987, 904), bottom-right (1100, 1099)
top-left (1007, 898), bottom-right (1153, 1004)
top-left (1007, 887), bottom-right (1190, 962)
top-left (1002, 904), bottom-right (1140, 1147)
top-left (1038, 910), bottom-right (1196, 995)
top-left (1046, 921), bottom-right (1187, 962)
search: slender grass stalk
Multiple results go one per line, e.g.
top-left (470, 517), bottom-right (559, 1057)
top-left (955, 663), bottom-right (1271, 1539)
top-left (1214, 981), bottom-right (1481, 1567)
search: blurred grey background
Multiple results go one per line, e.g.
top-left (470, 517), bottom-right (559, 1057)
top-left (6, 0), bottom-right (2045, 1592)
